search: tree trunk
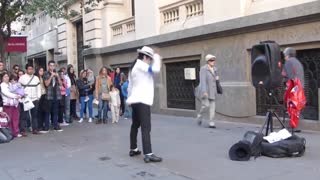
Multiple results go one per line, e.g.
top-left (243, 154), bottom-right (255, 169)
top-left (0, 33), bottom-right (9, 67)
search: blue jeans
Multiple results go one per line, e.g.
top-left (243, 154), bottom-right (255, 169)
top-left (124, 97), bottom-right (132, 118)
top-left (98, 99), bottom-right (109, 120)
top-left (80, 95), bottom-right (93, 118)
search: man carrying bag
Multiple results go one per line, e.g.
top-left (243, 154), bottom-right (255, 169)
top-left (19, 64), bottom-right (41, 134)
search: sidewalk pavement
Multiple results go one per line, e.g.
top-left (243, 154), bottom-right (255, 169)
top-left (0, 114), bottom-right (319, 180)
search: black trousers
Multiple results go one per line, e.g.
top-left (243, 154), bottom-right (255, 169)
top-left (70, 99), bottom-right (77, 118)
top-left (130, 103), bottom-right (152, 154)
top-left (120, 91), bottom-right (125, 114)
top-left (30, 100), bottom-right (39, 131)
top-left (19, 103), bottom-right (30, 132)
top-left (19, 100), bottom-right (39, 132)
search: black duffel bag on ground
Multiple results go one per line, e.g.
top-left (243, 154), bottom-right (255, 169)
top-left (261, 135), bottom-right (306, 158)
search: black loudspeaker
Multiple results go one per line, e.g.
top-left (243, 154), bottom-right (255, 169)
top-left (251, 41), bottom-right (283, 89)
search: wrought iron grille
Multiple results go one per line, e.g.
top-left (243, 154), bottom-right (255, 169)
top-left (256, 49), bottom-right (320, 120)
top-left (166, 60), bottom-right (200, 110)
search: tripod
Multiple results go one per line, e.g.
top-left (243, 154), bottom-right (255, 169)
top-left (259, 91), bottom-right (287, 136)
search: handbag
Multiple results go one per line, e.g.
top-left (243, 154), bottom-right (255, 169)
top-left (99, 76), bottom-right (110, 101)
top-left (216, 80), bottom-right (223, 94)
top-left (70, 84), bottom-right (79, 100)
top-left (208, 69), bottom-right (223, 94)
top-left (22, 97), bottom-right (35, 111)
top-left (93, 98), bottom-right (99, 105)
top-left (101, 92), bottom-right (110, 101)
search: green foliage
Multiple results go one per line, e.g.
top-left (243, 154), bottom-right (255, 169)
top-left (0, 0), bottom-right (101, 58)
top-left (1, 0), bottom-right (102, 35)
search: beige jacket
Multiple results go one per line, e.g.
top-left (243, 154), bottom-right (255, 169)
top-left (95, 75), bottom-right (112, 98)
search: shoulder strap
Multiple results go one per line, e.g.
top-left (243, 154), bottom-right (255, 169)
top-left (22, 75), bottom-right (35, 87)
top-left (208, 68), bottom-right (216, 79)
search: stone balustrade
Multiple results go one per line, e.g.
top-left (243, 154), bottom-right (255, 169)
top-left (110, 17), bottom-right (135, 37)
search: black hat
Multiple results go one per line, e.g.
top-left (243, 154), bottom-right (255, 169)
top-left (229, 141), bottom-right (251, 161)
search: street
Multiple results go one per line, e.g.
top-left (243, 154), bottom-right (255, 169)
top-left (0, 114), bottom-right (319, 180)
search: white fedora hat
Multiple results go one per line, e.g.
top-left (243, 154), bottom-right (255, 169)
top-left (137, 46), bottom-right (154, 59)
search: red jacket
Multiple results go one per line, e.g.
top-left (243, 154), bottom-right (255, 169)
top-left (284, 78), bottom-right (306, 128)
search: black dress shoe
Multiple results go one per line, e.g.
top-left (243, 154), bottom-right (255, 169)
top-left (129, 150), bottom-right (141, 157)
top-left (144, 154), bottom-right (162, 163)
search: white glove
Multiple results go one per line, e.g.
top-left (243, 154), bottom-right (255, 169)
top-left (152, 53), bottom-right (162, 73)
top-left (0, 107), bottom-right (3, 112)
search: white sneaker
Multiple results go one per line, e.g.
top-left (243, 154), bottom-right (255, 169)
top-left (78, 118), bottom-right (84, 123)
top-left (17, 134), bottom-right (23, 138)
top-left (88, 118), bottom-right (92, 123)
top-left (39, 130), bottom-right (49, 134)
top-left (209, 122), bottom-right (216, 128)
top-left (60, 122), bottom-right (69, 126)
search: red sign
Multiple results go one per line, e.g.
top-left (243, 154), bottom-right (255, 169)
top-left (5, 36), bottom-right (27, 52)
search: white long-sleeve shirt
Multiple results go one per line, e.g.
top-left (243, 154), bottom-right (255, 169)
top-left (127, 54), bottom-right (161, 106)
top-left (110, 90), bottom-right (121, 106)
top-left (65, 74), bottom-right (72, 88)
top-left (1, 82), bottom-right (19, 106)
top-left (18, 74), bottom-right (41, 101)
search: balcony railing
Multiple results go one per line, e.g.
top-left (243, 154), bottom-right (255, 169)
top-left (160, 0), bottom-right (203, 25)
top-left (186, 1), bottom-right (203, 18)
top-left (112, 26), bottom-right (123, 36)
top-left (163, 8), bottom-right (179, 24)
top-left (110, 17), bottom-right (135, 37)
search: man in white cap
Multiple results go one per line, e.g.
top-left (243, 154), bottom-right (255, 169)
top-left (196, 54), bottom-right (220, 128)
top-left (126, 46), bottom-right (162, 163)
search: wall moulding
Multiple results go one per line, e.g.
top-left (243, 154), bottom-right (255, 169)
top-left (103, 0), bottom-right (124, 6)
top-left (160, 0), bottom-right (201, 12)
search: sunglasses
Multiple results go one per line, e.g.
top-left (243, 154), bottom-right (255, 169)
top-left (208, 60), bottom-right (215, 62)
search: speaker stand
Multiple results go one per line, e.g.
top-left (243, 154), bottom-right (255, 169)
top-left (260, 108), bottom-right (287, 136)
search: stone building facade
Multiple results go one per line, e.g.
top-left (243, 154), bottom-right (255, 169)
top-left (29, 0), bottom-right (320, 125)
top-left (24, 12), bottom-right (58, 70)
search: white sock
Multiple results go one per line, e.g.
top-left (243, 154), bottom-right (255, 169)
top-left (146, 153), bottom-right (153, 156)
top-left (132, 148), bottom-right (139, 152)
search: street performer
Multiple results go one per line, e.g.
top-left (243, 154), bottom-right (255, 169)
top-left (127, 46), bottom-right (162, 163)
top-left (282, 47), bottom-right (306, 132)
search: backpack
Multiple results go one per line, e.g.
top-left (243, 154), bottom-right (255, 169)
top-left (0, 112), bottom-right (13, 144)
